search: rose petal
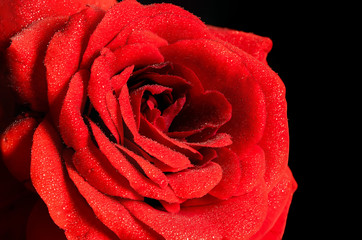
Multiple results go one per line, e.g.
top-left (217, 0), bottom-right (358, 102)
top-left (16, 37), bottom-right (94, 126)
top-left (140, 117), bottom-right (202, 161)
top-left (250, 168), bottom-right (297, 240)
top-left (0, 117), bottom-right (38, 184)
top-left (30, 117), bottom-right (117, 239)
top-left (81, 0), bottom-right (145, 67)
top-left (88, 44), bottom-right (164, 142)
top-left (45, 6), bottom-right (105, 124)
top-left (0, 0), bottom-right (116, 51)
top-left (7, 16), bottom-right (67, 112)
top-left (88, 48), bottom-right (119, 142)
top-left (185, 133), bottom-right (233, 148)
top-left (236, 145), bottom-right (266, 195)
top-left (130, 84), bottom-right (172, 129)
top-left (116, 144), bottom-right (168, 189)
top-left (59, 70), bottom-right (90, 150)
top-left (89, 120), bottom-right (180, 203)
top-left (180, 37), bottom-right (289, 190)
top-left (166, 162), bottom-right (222, 199)
top-left (209, 148), bottom-right (242, 199)
top-left (161, 39), bottom-right (267, 156)
top-left (123, 139), bottom-right (189, 173)
top-left (232, 47), bottom-right (289, 190)
top-left (112, 43), bottom-right (165, 71)
top-left (138, 72), bottom-right (191, 98)
top-left (154, 96), bottom-right (186, 132)
top-left (106, 4), bottom-right (212, 50)
top-left (111, 65), bottom-right (134, 96)
top-left (119, 84), bottom-right (191, 170)
top-left (72, 142), bottom-right (142, 200)
top-left (105, 91), bottom-right (123, 144)
top-left (122, 182), bottom-right (268, 239)
top-left (181, 194), bottom-right (221, 208)
top-left (170, 90), bottom-right (232, 133)
top-left (159, 201), bottom-right (180, 214)
top-left (125, 30), bottom-right (168, 48)
top-left (209, 26), bottom-right (273, 63)
top-left (65, 155), bottom-right (161, 240)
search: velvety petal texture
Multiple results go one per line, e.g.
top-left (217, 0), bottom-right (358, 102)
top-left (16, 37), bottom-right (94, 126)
top-left (0, 0), bottom-right (296, 239)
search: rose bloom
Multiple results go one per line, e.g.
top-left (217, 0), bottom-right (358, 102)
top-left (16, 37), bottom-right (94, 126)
top-left (0, 0), bottom-right (297, 239)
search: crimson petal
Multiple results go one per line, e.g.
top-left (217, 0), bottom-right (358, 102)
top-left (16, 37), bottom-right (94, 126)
top-left (250, 169), bottom-right (297, 240)
top-left (88, 48), bottom-right (119, 142)
top-left (116, 144), bottom-right (168, 189)
top-left (119, 84), bottom-right (192, 170)
top-left (65, 157), bottom-right (161, 240)
top-left (30, 118), bottom-right (117, 239)
top-left (139, 117), bottom-right (202, 160)
top-left (7, 16), bottom-right (67, 111)
top-left (122, 182), bottom-right (268, 239)
top-left (166, 162), bottom-right (222, 199)
top-left (161, 39), bottom-right (267, 154)
top-left (209, 26), bottom-right (273, 63)
top-left (89, 120), bottom-right (180, 203)
top-left (185, 133), bottom-right (233, 148)
top-left (59, 70), bottom-right (89, 150)
top-left (81, 0), bottom-right (145, 67)
top-left (209, 148), bottom-right (242, 199)
top-left (45, 6), bottom-right (105, 124)
top-left (170, 90), bottom-right (232, 133)
top-left (72, 143), bottom-right (142, 200)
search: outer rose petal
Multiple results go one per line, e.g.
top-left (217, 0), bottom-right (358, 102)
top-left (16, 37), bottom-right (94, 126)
top-left (209, 26), bottom-right (273, 63)
top-left (7, 16), bottom-right (68, 112)
top-left (0, 0), bottom-right (116, 51)
top-left (250, 169), bottom-right (297, 240)
top-left (217, 39), bottom-right (289, 190)
top-left (45, 6), bottom-right (105, 124)
top-left (162, 38), bottom-right (288, 190)
top-left (122, 182), bottom-right (269, 240)
top-left (31, 117), bottom-right (117, 239)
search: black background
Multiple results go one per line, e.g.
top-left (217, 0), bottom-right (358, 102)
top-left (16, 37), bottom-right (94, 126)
top-left (129, 0), bottom-right (347, 239)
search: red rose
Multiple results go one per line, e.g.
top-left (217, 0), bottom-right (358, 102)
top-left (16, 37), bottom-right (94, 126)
top-left (0, 0), bottom-right (297, 239)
